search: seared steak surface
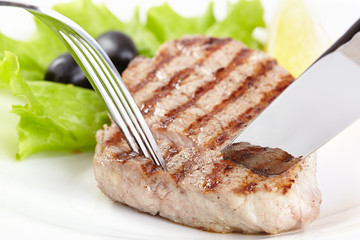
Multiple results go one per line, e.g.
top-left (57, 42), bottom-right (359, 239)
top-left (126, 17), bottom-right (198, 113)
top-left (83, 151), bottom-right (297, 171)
top-left (93, 36), bottom-right (321, 234)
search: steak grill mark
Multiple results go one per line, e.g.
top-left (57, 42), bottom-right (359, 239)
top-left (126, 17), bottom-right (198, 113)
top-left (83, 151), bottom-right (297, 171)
top-left (206, 73), bottom-right (295, 149)
top-left (129, 52), bottom-right (175, 94)
top-left (159, 48), bottom-right (254, 129)
top-left (140, 38), bottom-right (232, 116)
top-left (168, 60), bottom-right (278, 185)
top-left (203, 159), bottom-right (235, 191)
top-left (141, 68), bottom-right (194, 115)
top-left (129, 37), bottom-right (229, 95)
top-left (184, 59), bottom-right (276, 136)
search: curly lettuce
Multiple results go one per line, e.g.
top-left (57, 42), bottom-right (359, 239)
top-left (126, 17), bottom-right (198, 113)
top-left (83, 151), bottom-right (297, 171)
top-left (0, 52), bottom-right (109, 159)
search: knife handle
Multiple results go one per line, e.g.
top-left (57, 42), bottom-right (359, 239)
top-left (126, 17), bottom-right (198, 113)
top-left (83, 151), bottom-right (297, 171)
top-left (320, 18), bottom-right (360, 57)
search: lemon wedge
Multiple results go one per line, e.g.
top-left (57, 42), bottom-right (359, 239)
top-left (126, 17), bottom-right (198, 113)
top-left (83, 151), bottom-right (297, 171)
top-left (266, 0), bottom-right (330, 77)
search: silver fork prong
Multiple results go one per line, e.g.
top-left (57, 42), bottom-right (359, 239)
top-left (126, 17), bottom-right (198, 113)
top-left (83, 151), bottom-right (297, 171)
top-left (59, 31), bottom-right (140, 154)
top-left (0, 1), bottom-right (167, 169)
top-left (76, 36), bottom-right (151, 159)
top-left (70, 34), bottom-right (150, 158)
top-left (78, 38), bottom-right (166, 169)
top-left (124, 93), bottom-right (167, 169)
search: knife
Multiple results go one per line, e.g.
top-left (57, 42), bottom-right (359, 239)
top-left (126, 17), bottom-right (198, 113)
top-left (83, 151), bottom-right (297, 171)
top-left (222, 18), bottom-right (360, 176)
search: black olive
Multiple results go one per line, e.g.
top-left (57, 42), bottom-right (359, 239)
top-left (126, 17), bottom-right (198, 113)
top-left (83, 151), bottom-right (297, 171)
top-left (69, 66), bottom-right (92, 89)
top-left (45, 52), bottom-right (76, 83)
top-left (44, 31), bottom-right (137, 89)
top-left (44, 52), bottom-right (92, 89)
top-left (96, 31), bottom-right (138, 74)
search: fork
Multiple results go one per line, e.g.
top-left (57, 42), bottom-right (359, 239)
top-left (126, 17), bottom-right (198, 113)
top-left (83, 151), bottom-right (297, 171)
top-left (0, 1), bottom-right (166, 170)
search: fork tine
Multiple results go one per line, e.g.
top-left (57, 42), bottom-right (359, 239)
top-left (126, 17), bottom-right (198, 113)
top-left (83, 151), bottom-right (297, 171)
top-left (121, 88), bottom-right (167, 168)
top-left (78, 36), bottom-right (166, 169)
top-left (63, 28), bottom-right (167, 168)
top-left (59, 32), bottom-right (140, 154)
top-left (73, 35), bottom-right (151, 158)
top-left (62, 19), bottom-right (166, 167)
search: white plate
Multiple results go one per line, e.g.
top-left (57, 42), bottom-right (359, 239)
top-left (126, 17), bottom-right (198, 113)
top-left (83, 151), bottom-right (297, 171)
top-left (1, 0), bottom-right (360, 239)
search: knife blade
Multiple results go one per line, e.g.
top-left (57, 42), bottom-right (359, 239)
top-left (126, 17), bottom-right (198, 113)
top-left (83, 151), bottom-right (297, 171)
top-left (222, 18), bottom-right (360, 176)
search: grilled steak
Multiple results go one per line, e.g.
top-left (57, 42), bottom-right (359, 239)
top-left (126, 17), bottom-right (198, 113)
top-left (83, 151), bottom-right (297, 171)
top-left (93, 35), bottom-right (321, 234)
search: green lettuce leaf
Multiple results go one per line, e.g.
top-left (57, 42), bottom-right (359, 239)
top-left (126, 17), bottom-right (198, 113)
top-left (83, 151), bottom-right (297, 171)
top-left (145, 0), bottom-right (264, 49)
top-left (146, 2), bottom-right (216, 43)
top-left (126, 7), bottom-right (161, 57)
top-left (0, 20), bottom-right (65, 81)
top-left (53, 0), bottom-right (160, 57)
top-left (0, 51), bottom-right (109, 160)
top-left (206, 0), bottom-right (265, 50)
